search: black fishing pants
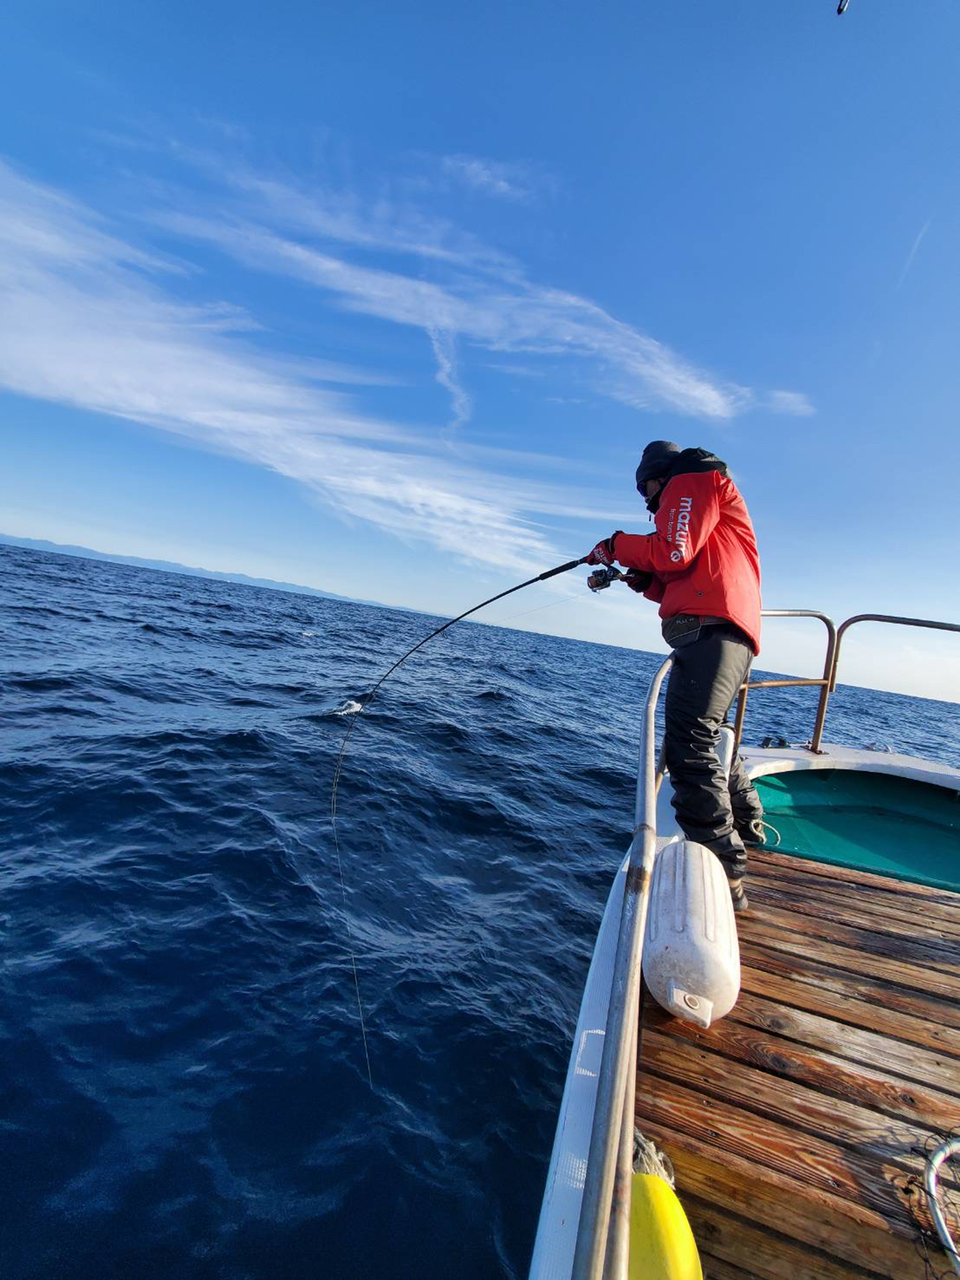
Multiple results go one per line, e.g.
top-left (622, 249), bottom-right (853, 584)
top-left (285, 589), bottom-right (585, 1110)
top-left (663, 623), bottom-right (764, 880)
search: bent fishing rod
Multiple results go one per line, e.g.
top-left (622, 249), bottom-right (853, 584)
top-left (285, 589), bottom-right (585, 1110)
top-left (331, 553), bottom-right (589, 825)
top-left (328, 553), bottom-right (589, 1087)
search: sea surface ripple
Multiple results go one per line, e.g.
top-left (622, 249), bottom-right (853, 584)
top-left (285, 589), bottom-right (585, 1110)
top-left (1, 542), bottom-right (957, 1279)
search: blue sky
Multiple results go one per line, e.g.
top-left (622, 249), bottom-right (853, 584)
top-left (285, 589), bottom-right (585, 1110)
top-left (2, 0), bottom-right (959, 699)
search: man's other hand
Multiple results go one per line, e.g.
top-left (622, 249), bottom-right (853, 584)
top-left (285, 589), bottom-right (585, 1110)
top-left (623, 569), bottom-right (653, 593)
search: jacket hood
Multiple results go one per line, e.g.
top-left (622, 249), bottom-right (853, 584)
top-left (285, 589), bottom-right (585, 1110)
top-left (645, 447), bottom-right (728, 512)
top-left (664, 447), bottom-right (729, 479)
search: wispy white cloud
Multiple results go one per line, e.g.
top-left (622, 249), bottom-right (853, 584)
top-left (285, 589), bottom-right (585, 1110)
top-left (0, 158), bottom-right (585, 572)
top-left (766, 390), bottom-right (815, 417)
top-left (191, 155), bottom-right (511, 270)
top-left (0, 152), bottom-right (813, 575)
top-left (141, 148), bottom-right (757, 420)
top-left (427, 327), bottom-right (472, 433)
top-left (440, 153), bottom-right (541, 202)
top-left (485, 361), bottom-right (546, 378)
top-left (897, 218), bottom-right (932, 289)
top-left (0, 163), bottom-right (170, 278)
top-left (160, 207), bottom-right (748, 420)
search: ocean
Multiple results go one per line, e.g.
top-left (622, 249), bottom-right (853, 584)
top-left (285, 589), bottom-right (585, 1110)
top-left (1, 541), bottom-right (957, 1280)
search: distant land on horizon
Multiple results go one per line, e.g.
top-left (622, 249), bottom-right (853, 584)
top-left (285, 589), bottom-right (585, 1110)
top-left (4, 533), bottom-right (956, 708)
top-left (0, 533), bottom-right (388, 612)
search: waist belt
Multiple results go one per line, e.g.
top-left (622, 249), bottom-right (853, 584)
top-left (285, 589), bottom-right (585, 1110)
top-left (661, 614), bottom-right (728, 648)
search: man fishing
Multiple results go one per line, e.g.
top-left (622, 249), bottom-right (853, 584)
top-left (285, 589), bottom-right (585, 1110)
top-left (585, 441), bottom-right (765, 912)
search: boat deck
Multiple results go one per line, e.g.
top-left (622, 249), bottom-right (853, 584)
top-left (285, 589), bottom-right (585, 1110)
top-left (635, 847), bottom-right (960, 1280)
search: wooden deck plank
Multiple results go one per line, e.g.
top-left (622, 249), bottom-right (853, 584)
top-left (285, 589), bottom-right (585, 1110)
top-left (729, 991), bottom-right (960, 1096)
top-left (634, 1074), bottom-right (921, 1233)
top-left (747, 883), bottom-right (960, 956)
top-left (734, 915), bottom-right (959, 1000)
top-left (694, 1257), bottom-right (760, 1280)
top-left (739, 900), bottom-right (956, 970)
top-left (738, 939), bottom-right (960, 1032)
top-left (636, 849), bottom-right (960, 1279)
top-left (683, 1195), bottom-right (891, 1280)
top-left (748, 848), bottom-right (958, 901)
top-left (641, 1030), bottom-right (930, 1174)
top-left (643, 1000), bottom-right (960, 1130)
top-left (643, 1124), bottom-right (927, 1279)
top-left (744, 861), bottom-right (960, 937)
top-left (738, 964), bottom-right (960, 1058)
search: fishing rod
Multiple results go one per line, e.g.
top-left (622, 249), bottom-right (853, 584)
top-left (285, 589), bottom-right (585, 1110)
top-left (329, 553), bottom-right (589, 1087)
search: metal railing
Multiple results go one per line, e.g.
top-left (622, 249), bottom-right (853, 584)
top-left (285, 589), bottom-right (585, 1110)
top-left (733, 611), bottom-right (960, 755)
top-left (570, 656), bottom-right (673, 1280)
top-left (925, 1136), bottom-right (960, 1278)
top-left (830, 614), bottom-right (960, 692)
top-left (732, 610), bottom-right (837, 755)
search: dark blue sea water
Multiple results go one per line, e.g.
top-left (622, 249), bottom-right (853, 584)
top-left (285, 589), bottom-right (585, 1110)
top-left (2, 542), bottom-right (958, 1280)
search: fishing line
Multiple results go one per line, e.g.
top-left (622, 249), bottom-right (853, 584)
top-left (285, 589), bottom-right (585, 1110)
top-left (329, 554), bottom-right (588, 1088)
top-left (493, 591), bottom-right (588, 625)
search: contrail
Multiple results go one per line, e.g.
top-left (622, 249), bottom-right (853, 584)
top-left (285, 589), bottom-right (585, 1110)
top-left (897, 219), bottom-right (932, 289)
top-left (428, 326), bottom-right (472, 433)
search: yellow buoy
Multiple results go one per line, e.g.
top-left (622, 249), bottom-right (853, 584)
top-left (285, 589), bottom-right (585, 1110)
top-left (628, 1173), bottom-right (702, 1280)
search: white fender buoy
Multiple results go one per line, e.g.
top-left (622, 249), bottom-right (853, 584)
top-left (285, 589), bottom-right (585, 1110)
top-left (643, 840), bottom-right (741, 1028)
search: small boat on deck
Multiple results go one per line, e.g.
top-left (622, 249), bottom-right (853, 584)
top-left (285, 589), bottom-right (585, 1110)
top-left (530, 610), bottom-right (960, 1280)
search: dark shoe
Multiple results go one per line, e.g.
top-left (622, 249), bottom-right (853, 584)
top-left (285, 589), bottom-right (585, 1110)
top-left (728, 877), bottom-right (749, 913)
top-left (704, 833), bottom-right (747, 883)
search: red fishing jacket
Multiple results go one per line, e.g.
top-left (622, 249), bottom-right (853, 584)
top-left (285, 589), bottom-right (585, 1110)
top-left (612, 468), bottom-right (762, 654)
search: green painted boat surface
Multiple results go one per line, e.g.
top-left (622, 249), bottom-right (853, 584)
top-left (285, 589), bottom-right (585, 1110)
top-left (753, 768), bottom-right (960, 892)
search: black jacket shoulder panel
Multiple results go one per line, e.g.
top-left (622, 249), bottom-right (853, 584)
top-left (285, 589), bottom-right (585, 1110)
top-left (665, 448), bottom-right (728, 479)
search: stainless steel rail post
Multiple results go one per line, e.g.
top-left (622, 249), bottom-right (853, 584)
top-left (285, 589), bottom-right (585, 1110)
top-left (731, 610), bottom-right (837, 754)
top-left (602, 1019), bottom-right (639, 1279)
top-left (924, 1137), bottom-right (960, 1277)
top-left (571, 656), bottom-right (673, 1280)
top-left (830, 615), bottom-right (960, 693)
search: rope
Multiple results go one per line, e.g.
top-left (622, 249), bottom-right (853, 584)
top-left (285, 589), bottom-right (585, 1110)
top-left (634, 1130), bottom-right (675, 1185)
top-left (760, 820), bottom-right (782, 848)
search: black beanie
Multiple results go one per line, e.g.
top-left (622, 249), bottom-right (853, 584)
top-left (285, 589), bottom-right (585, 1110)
top-left (635, 440), bottom-right (682, 491)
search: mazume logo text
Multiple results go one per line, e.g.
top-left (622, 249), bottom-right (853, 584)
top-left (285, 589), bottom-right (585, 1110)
top-left (670, 497), bottom-right (692, 563)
